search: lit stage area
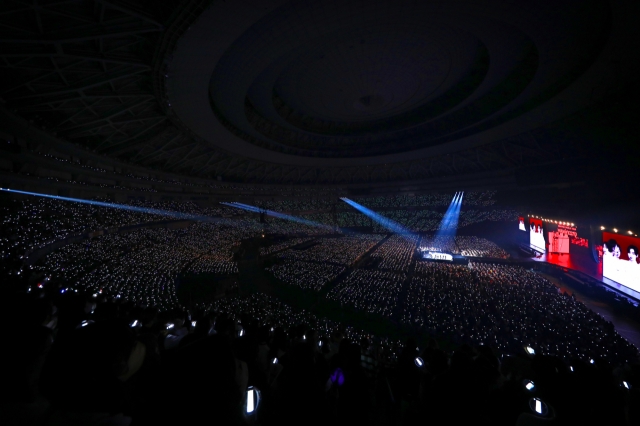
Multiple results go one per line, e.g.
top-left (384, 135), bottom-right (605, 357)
top-left (417, 248), bottom-right (469, 265)
top-left (530, 251), bottom-right (640, 302)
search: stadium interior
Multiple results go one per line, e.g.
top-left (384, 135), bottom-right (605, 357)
top-left (1, 1), bottom-right (640, 425)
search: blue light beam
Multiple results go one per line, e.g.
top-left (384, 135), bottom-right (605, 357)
top-left (0, 188), bottom-right (236, 225)
top-left (436, 192), bottom-right (464, 238)
top-left (340, 197), bottom-right (414, 235)
top-left (220, 202), bottom-right (333, 230)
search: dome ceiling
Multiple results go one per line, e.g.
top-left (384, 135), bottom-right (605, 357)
top-left (171, 0), bottom-right (610, 165)
top-left (0, 0), bottom-right (636, 185)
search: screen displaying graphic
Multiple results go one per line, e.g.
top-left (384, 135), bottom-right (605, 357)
top-left (519, 216), bottom-right (526, 231)
top-left (529, 218), bottom-right (545, 252)
top-left (546, 223), bottom-right (571, 254)
top-left (602, 232), bottom-right (640, 292)
top-left (549, 229), bottom-right (570, 253)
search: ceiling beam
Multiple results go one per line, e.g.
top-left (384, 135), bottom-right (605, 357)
top-left (0, 51), bottom-right (150, 68)
top-left (133, 134), bottom-right (185, 163)
top-left (0, 26), bottom-right (162, 44)
top-left (100, 119), bottom-right (167, 155)
top-left (58, 98), bottom-right (155, 131)
top-left (94, 0), bottom-right (164, 28)
top-left (9, 68), bottom-right (148, 99)
top-left (11, 93), bottom-right (154, 108)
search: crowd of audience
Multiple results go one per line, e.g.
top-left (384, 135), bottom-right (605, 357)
top-left (249, 191), bottom-right (500, 213)
top-left (370, 235), bottom-right (419, 272)
top-left (29, 223), bottom-right (245, 311)
top-left (267, 260), bottom-right (346, 291)
top-left (336, 211), bottom-right (372, 228)
top-left (3, 261), bottom-right (640, 423)
top-left (2, 194), bottom-right (640, 425)
top-left (0, 198), bottom-right (165, 259)
top-left (3, 285), bottom-right (638, 426)
top-left (418, 235), bottom-right (459, 254)
top-left (327, 270), bottom-right (406, 318)
top-left (267, 235), bottom-right (385, 291)
top-left (259, 238), bottom-right (313, 256)
top-left (187, 256), bottom-right (238, 275)
top-left (278, 235), bottom-right (383, 265)
top-left (403, 262), bottom-right (638, 364)
top-left (34, 150), bottom-right (342, 193)
top-left (30, 174), bottom-right (159, 192)
top-left (347, 191), bottom-right (498, 208)
top-left (0, 195), bottom-right (516, 272)
top-left (456, 236), bottom-right (510, 259)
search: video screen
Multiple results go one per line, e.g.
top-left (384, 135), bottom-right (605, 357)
top-left (519, 216), bottom-right (526, 231)
top-left (549, 229), bottom-right (570, 253)
top-left (602, 232), bottom-right (640, 292)
top-left (529, 218), bottom-right (545, 252)
top-left (546, 223), bottom-right (571, 254)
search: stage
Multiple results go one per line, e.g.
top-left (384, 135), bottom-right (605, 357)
top-left (418, 250), bottom-right (469, 265)
top-left (530, 252), bottom-right (640, 302)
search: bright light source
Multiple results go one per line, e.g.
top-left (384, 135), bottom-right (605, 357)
top-left (166, 323), bottom-right (174, 330)
top-left (535, 399), bottom-right (542, 414)
top-left (613, 228), bottom-right (618, 233)
top-left (623, 381), bottom-right (630, 389)
top-left (525, 346), bottom-right (535, 355)
top-left (414, 357), bottom-right (424, 367)
top-left (272, 358), bottom-right (278, 365)
top-left (525, 380), bottom-right (535, 391)
top-left (600, 226), bottom-right (605, 230)
top-left (246, 388), bottom-right (254, 413)
top-left (130, 320), bottom-right (139, 328)
top-left (628, 231), bottom-right (633, 235)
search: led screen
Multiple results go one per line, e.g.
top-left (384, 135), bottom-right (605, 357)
top-left (529, 218), bottom-right (545, 252)
top-left (602, 232), bottom-right (640, 291)
top-left (519, 216), bottom-right (526, 231)
top-left (602, 232), bottom-right (640, 292)
top-left (549, 229), bottom-right (570, 253)
top-left (546, 223), bottom-right (571, 254)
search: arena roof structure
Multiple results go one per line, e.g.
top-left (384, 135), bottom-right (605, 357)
top-left (0, 0), bottom-right (639, 211)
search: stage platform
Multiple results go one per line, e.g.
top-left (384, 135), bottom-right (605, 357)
top-left (418, 251), bottom-right (469, 265)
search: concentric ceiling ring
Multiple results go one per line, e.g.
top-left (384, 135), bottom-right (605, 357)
top-left (169, 0), bottom-right (610, 166)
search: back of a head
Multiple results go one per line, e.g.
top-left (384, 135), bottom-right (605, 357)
top-left (41, 319), bottom-right (137, 413)
top-left (344, 343), bottom-right (362, 370)
top-left (161, 335), bottom-right (242, 423)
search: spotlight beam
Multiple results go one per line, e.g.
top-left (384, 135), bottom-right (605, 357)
top-left (436, 192), bottom-right (464, 239)
top-left (220, 202), bottom-right (333, 230)
top-left (340, 197), bottom-right (414, 235)
top-left (0, 188), bottom-right (235, 225)
top-left (441, 192), bottom-right (461, 230)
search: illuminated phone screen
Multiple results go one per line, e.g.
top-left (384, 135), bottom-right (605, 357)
top-left (246, 389), bottom-right (254, 413)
